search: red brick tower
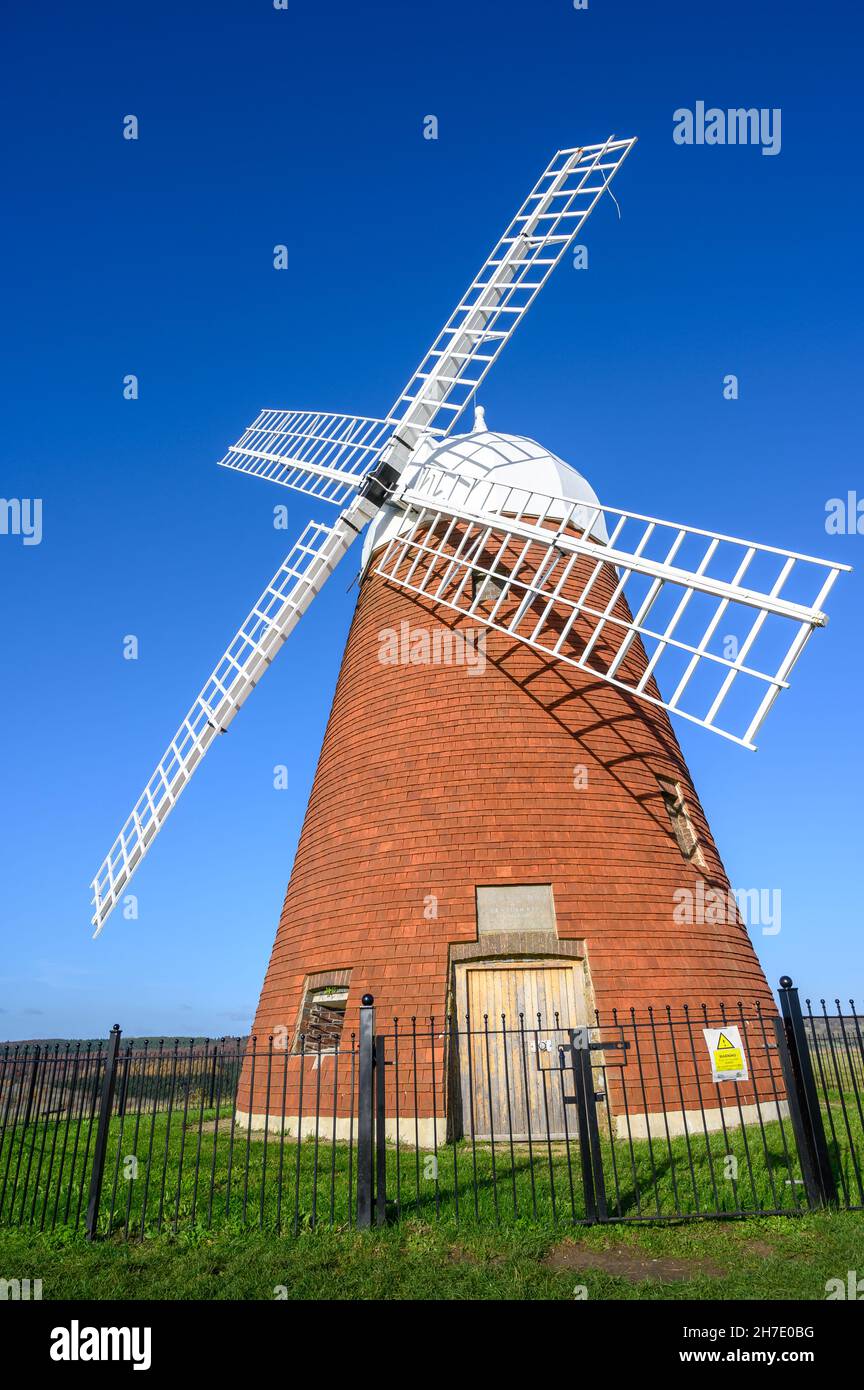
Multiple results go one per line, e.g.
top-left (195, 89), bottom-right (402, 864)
top-left (236, 423), bottom-right (776, 1139)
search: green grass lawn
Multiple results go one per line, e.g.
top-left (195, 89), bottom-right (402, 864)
top-left (2, 1085), bottom-right (862, 1300)
top-left (6, 1093), bottom-right (856, 1238)
top-left (0, 1208), bottom-right (862, 1301)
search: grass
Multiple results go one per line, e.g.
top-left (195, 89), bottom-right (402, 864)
top-left (0, 1102), bottom-right (823, 1237)
top-left (3, 1087), bottom-right (864, 1238)
top-left (1, 1084), bottom-right (862, 1301)
top-left (0, 1209), bottom-right (862, 1300)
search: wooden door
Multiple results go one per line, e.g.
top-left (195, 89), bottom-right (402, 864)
top-left (462, 962), bottom-right (587, 1141)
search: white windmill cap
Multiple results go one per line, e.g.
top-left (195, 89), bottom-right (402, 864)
top-left (361, 409), bottom-right (608, 569)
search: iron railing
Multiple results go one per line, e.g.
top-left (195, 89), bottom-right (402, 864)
top-left (802, 997), bottom-right (864, 1210)
top-left (0, 980), bottom-right (861, 1239)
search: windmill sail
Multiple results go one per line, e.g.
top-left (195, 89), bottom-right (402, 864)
top-left (219, 139), bottom-right (638, 501)
top-left (218, 409), bottom-right (396, 506)
top-left (385, 138), bottom-right (636, 453)
top-left (90, 137), bottom-right (638, 935)
top-left (90, 498), bottom-right (381, 935)
top-left (377, 462), bottom-right (849, 749)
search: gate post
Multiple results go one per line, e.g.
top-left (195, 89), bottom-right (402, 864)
top-left (375, 1033), bottom-right (387, 1226)
top-left (85, 1025), bottom-right (122, 1241)
top-left (776, 977), bottom-right (837, 1208)
top-left (581, 1045), bottom-right (607, 1221)
top-left (356, 996), bottom-right (375, 1229)
top-left (569, 1028), bottom-right (607, 1223)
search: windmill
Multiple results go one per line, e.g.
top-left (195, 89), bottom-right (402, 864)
top-left (90, 138), bottom-right (847, 1142)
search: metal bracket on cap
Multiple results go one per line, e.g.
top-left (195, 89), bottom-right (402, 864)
top-left (360, 460), bottom-right (402, 509)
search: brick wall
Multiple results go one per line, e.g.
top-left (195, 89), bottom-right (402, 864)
top-left (237, 537), bottom-right (775, 1122)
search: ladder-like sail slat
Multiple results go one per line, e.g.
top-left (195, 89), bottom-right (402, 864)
top-left (90, 494), bottom-right (379, 934)
top-left (217, 409), bottom-right (398, 506)
top-left (376, 463), bottom-right (848, 750)
top-left (384, 139), bottom-right (637, 453)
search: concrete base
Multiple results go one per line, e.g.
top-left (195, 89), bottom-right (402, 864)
top-left (236, 1100), bottom-right (790, 1149)
top-left (233, 1110), bottom-right (444, 1149)
top-left (615, 1098), bottom-right (790, 1141)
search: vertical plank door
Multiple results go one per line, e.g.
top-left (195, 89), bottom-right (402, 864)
top-left (465, 963), bottom-right (586, 1141)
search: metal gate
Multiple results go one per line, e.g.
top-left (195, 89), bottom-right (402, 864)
top-left (357, 980), bottom-right (858, 1228)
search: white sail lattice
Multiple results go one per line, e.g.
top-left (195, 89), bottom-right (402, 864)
top-left (218, 409), bottom-right (396, 506)
top-left (216, 140), bottom-right (637, 505)
top-left (90, 509), bottom-right (375, 935)
top-left (377, 463), bottom-right (849, 749)
top-left (386, 138), bottom-right (637, 447)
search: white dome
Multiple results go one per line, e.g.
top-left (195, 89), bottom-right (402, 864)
top-left (362, 410), bottom-right (607, 569)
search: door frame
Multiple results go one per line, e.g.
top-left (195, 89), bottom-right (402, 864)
top-left (451, 955), bottom-right (589, 1141)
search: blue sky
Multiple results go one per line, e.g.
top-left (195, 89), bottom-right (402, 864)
top-left (1, 0), bottom-right (861, 1039)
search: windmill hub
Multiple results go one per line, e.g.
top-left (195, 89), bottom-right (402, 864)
top-left (361, 412), bottom-right (609, 570)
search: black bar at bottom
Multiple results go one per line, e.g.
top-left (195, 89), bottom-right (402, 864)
top-left (85, 1025), bottom-right (122, 1241)
top-left (375, 1034), bottom-right (387, 1226)
top-left (356, 999), bottom-right (375, 1229)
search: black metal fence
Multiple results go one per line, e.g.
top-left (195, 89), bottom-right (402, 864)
top-left (801, 998), bottom-right (864, 1209)
top-left (0, 980), bottom-right (861, 1239)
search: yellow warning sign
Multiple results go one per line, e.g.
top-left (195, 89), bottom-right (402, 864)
top-left (702, 1025), bottom-right (748, 1082)
top-left (714, 1033), bottom-right (743, 1072)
